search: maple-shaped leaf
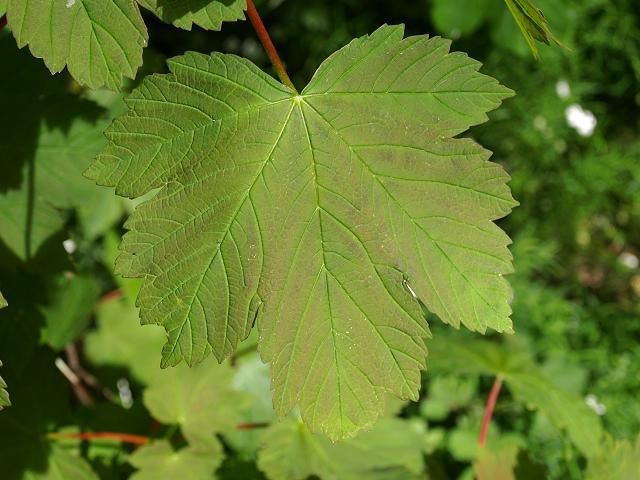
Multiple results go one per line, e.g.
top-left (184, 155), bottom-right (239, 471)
top-left (87, 24), bottom-right (516, 439)
top-left (129, 439), bottom-right (225, 480)
top-left (138, 0), bottom-right (246, 31)
top-left (143, 360), bottom-right (250, 445)
top-left (5, 0), bottom-right (147, 90)
top-left (586, 433), bottom-right (640, 480)
top-left (257, 417), bottom-right (425, 480)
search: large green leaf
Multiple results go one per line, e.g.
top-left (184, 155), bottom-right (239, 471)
top-left (129, 440), bottom-right (225, 480)
top-left (138, 0), bottom-right (246, 31)
top-left (5, 0), bottom-right (147, 90)
top-left (87, 24), bottom-right (515, 439)
top-left (257, 417), bottom-right (425, 480)
top-left (143, 360), bottom-right (250, 445)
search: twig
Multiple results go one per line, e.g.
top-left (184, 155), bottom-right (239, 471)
top-left (49, 431), bottom-right (149, 446)
top-left (478, 374), bottom-right (503, 447)
top-left (236, 421), bottom-right (270, 430)
top-left (245, 0), bottom-right (297, 93)
top-left (55, 357), bottom-right (94, 406)
top-left (65, 343), bottom-right (114, 401)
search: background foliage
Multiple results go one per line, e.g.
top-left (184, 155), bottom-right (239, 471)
top-left (0, 0), bottom-right (639, 478)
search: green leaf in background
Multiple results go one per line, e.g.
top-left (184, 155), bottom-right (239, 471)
top-left (0, 34), bottom-right (122, 261)
top-left (4, 0), bottom-right (147, 90)
top-left (504, 0), bottom-right (560, 58)
top-left (87, 24), bottom-right (515, 439)
top-left (138, 0), bottom-right (246, 31)
top-left (586, 433), bottom-right (640, 480)
top-left (431, 0), bottom-right (493, 38)
top-left (129, 440), bottom-right (225, 480)
top-left (420, 374), bottom-right (477, 421)
top-left (143, 360), bottom-right (250, 445)
top-left (0, 293), bottom-right (8, 409)
top-left (257, 417), bottom-right (425, 480)
top-left (40, 274), bottom-right (100, 349)
top-left (428, 334), bottom-right (603, 456)
top-left (84, 297), bottom-right (165, 386)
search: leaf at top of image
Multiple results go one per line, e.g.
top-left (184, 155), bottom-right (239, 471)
top-left (87, 24), bottom-right (516, 439)
top-left (138, 0), bottom-right (247, 31)
top-left (4, 0), bottom-right (147, 90)
top-left (504, 0), bottom-right (561, 58)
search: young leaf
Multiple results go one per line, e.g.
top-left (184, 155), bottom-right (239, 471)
top-left (257, 417), bottom-right (425, 480)
top-left (504, 0), bottom-right (560, 58)
top-left (87, 24), bottom-right (516, 439)
top-left (129, 440), bottom-right (224, 480)
top-left (5, 0), bottom-right (147, 90)
top-left (143, 360), bottom-right (250, 445)
top-left (138, 0), bottom-right (246, 31)
top-left (129, 439), bottom-right (225, 480)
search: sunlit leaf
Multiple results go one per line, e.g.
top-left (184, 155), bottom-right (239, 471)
top-left (87, 24), bottom-right (515, 439)
top-left (5, 0), bottom-right (147, 89)
top-left (138, 0), bottom-right (246, 31)
top-left (586, 433), bottom-right (640, 480)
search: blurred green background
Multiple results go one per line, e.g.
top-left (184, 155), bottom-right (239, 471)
top-left (0, 0), bottom-right (639, 478)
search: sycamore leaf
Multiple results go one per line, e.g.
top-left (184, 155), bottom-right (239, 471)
top-left (428, 334), bottom-right (603, 456)
top-left (143, 359), bottom-right (250, 445)
top-left (138, 0), bottom-right (246, 31)
top-left (504, 0), bottom-right (560, 58)
top-left (257, 417), bottom-right (425, 480)
top-left (586, 434), bottom-right (640, 480)
top-left (129, 440), bottom-right (225, 480)
top-left (5, 0), bottom-right (147, 90)
top-left (84, 297), bottom-right (165, 386)
top-left (87, 24), bottom-right (515, 439)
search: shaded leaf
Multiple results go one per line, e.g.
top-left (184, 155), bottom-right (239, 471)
top-left (474, 443), bottom-right (519, 480)
top-left (257, 417), bottom-right (425, 480)
top-left (5, 0), bottom-right (147, 89)
top-left (40, 274), bottom-right (101, 349)
top-left (129, 439), bottom-right (225, 480)
top-left (138, 0), bottom-right (246, 31)
top-left (87, 24), bottom-right (515, 439)
top-left (84, 297), bottom-right (165, 386)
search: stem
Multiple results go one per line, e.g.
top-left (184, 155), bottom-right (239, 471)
top-left (48, 432), bottom-right (149, 446)
top-left (245, 0), bottom-right (297, 93)
top-left (478, 374), bottom-right (503, 447)
top-left (49, 421), bottom-right (270, 446)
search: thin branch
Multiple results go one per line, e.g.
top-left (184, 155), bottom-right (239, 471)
top-left (65, 343), bottom-right (114, 401)
top-left (55, 357), bottom-right (94, 406)
top-left (49, 422), bottom-right (270, 446)
top-left (245, 0), bottom-right (297, 93)
top-left (49, 431), bottom-right (149, 446)
top-left (478, 374), bottom-right (503, 447)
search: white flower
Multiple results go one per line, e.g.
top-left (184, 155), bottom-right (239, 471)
top-left (556, 79), bottom-right (571, 99)
top-left (619, 252), bottom-right (639, 270)
top-left (565, 104), bottom-right (597, 137)
top-left (62, 239), bottom-right (77, 254)
top-left (585, 394), bottom-right (607, 416)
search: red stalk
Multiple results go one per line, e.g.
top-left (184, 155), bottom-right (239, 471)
top-left (478, 374), bottom-right (503, 447)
